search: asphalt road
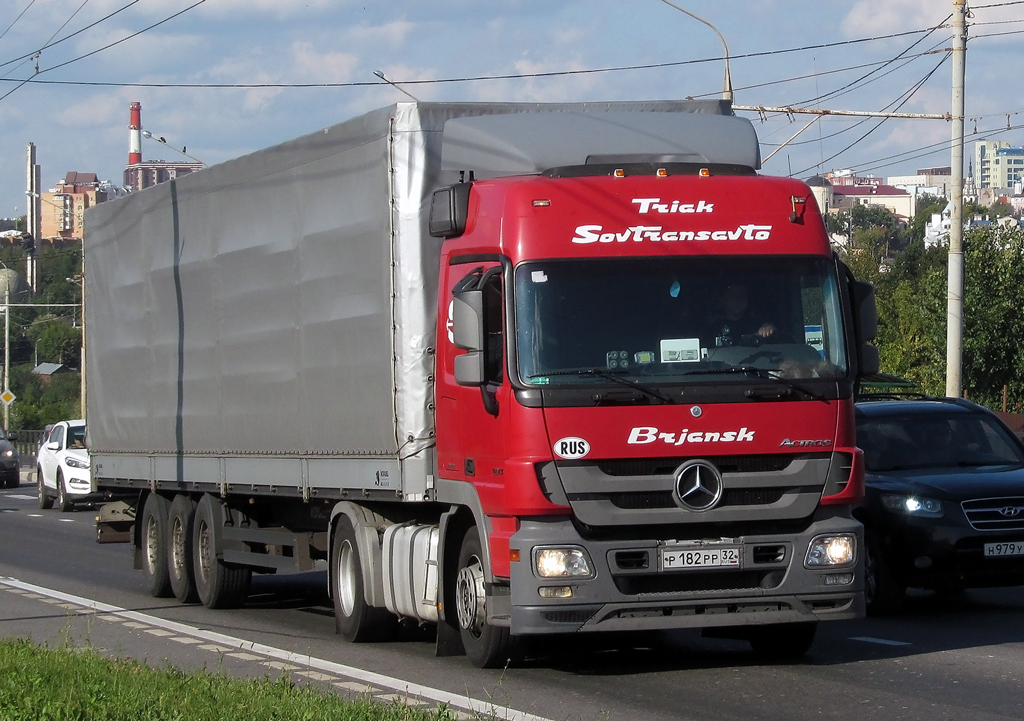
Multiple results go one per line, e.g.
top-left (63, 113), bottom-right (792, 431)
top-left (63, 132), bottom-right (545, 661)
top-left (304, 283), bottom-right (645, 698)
top-left (3, 475), bottom-right (1024, 721)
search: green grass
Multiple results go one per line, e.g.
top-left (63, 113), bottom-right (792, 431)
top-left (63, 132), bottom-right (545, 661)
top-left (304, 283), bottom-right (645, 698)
top-left (0, 638), bottom-right (455, 721)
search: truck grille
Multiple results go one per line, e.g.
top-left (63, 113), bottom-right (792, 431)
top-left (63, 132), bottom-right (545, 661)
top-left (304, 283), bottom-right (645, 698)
top-left (962, 497), bottom-right (1024, 532)
top-left (597, 454), bottom-right (794, 477)
top-left (605, 487), bottom-right (787, 510)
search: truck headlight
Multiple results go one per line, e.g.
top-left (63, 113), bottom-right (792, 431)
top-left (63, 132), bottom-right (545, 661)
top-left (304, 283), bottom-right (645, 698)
top-left (881, 494), bottom-right (943, 518)
top-left (805, 534), bottom-right (856, 567)
top-left (66, 457), bottom-right (90, 470)
top-left (534, 547), bottom-right (594, 578)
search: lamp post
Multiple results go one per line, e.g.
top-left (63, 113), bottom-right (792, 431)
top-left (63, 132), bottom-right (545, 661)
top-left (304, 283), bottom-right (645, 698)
top-left (141, 131), bottom-right (205, 165)
top-left (657, 1), bottom-right (733, 102)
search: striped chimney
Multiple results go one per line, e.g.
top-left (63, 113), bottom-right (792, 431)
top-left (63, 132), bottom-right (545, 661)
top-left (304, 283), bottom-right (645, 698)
top-left (129, 102), bottom-right (142, 165)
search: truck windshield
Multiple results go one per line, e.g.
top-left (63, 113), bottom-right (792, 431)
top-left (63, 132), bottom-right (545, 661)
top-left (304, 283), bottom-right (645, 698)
top-left (514, 256), bottom-right (848, 386)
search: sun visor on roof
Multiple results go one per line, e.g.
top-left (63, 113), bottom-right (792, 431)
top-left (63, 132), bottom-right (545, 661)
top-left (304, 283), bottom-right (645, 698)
top-left (440, 107), bottom-right (761, 178)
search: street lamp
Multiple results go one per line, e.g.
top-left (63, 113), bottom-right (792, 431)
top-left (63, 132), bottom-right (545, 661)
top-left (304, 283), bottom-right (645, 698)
top-left (142, 130), bottom-right (205, 165)
top-left (657, 1), bottom-right (733, 102)
top-left (373, 70), bottom-right (421, 102)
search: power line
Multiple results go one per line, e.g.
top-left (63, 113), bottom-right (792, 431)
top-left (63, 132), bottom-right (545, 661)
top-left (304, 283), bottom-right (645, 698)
top-left (0, 0), bottom-right (141, 71)
top-left (0, 20), bottom-right (956, 91)
top-left (0, 0), bottom-right (37, 44)
top-left (791, 52), bottom-right (951, 176)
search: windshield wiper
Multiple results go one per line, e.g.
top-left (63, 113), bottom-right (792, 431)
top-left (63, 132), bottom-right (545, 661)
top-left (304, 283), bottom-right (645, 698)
top-left (683, 366), bottom-right (829, 402)
top-left (531, 368), bottom-right (675, 404)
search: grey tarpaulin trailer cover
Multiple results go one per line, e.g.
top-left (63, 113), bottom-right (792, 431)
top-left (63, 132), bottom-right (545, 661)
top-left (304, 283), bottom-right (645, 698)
top-left (84, 100), bottom-right (759, 498)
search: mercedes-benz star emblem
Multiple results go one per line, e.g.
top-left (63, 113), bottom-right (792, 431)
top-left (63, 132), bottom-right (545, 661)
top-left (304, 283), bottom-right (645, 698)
top-left (673, 460), bottom-right (724, 512)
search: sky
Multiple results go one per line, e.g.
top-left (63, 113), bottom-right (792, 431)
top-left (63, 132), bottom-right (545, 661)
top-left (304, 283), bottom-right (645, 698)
top-left (1, 0), bottom-right (1022, 217)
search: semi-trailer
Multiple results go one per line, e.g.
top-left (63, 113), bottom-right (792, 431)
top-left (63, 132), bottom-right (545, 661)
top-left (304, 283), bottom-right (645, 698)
top-left (87, 100), bottom-right (877, 667)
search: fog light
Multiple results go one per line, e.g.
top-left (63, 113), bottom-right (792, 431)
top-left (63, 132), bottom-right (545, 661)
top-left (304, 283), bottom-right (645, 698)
top-left (805, 534), bottom-right (856, 567)
top-left (534, 547), bottom-right (594, 578)
top-left (824, 573), bottom-right (854, 586)
top-left (539, 586), bottom-right (573, 599)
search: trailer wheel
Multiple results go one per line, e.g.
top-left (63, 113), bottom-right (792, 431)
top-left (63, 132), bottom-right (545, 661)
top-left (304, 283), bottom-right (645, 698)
top-left (747, 621), bottom-right (817, 658)
top-left (332, 516), bottom-right (395, 642)
top-left (455, 527), bottom-right (516, 668)
top-left (140, 494), bottom-right (173, 598)
top-left (36, 470), bottom-right (53, 510)
top-left (168, 495), bottom-right (199, 603)
top-left (192, 495), bottom-right (251, 609)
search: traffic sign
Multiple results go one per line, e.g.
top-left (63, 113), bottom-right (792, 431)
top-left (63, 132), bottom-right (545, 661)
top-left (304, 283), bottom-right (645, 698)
top-left (1, 390), bottom-right (15, 406)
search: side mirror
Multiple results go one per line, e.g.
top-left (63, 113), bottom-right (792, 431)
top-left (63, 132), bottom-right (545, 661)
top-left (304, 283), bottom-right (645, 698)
top-left (428, 183), bottom-right (471, 239)
top-left (859, 343), bottom-right (880, 376)
top-left (5, 430), bottom-right (17, 442)
top-left (46, 441), bottom-right (60, 451)
top-left (851, 280), bottom-right (877, 342)
top-left (452, 289), bottom-right (485, 386)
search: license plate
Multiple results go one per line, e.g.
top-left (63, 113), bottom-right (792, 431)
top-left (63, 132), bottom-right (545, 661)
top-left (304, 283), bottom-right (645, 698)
top-left (661, 546), bottom-right (740, 570)
top-left (984, 542), bottom-right (1024, 557)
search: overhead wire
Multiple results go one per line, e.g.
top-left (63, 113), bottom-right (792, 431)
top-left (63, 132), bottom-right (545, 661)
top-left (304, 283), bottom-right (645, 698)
top-left (0, 0), bottom-right (37, 44)
top-left (791, 51), bottom-right (952, 176)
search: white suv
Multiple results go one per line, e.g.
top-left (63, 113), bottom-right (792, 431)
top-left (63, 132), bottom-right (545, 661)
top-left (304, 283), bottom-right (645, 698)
top-left (36, 419), bottom-right (92, 512)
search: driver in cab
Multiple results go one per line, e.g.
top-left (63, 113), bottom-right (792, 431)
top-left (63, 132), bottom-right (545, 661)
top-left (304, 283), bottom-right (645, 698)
top-left (706, 282), bottom-right (776, 347)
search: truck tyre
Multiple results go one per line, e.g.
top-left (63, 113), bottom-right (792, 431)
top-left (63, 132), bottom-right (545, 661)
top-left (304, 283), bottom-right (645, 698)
top-left (140, 493), bottom-right (173, 598)
top-left (747, 621), bottom-right (817, 658)
top-left (865, 531), bottom-right (905, 615)
top-left (56, 471), bottom-right (73, 512)
top-left (192, 495), bottom-right (251, 609)
top-left (455, 526), bottom-right (516, 669)
top-left (332, 516), bottom-right (396, 642)
top-left (168, 495), bottom-right (199, 603)
top-left (37, 470), bottom-right (53, 510)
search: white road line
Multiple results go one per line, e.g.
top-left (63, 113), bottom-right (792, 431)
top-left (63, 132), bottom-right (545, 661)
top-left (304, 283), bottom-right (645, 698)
top-left (7, 495), bottom-right (36, 501)
top-left (849, 636), bottom-right (912, 647)
top-left (0, 575), bottom-right (555, 721)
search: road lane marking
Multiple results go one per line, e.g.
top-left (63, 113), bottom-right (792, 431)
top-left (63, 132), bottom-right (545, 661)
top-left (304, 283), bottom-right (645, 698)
top-left (0, 575), bottom-right (554, 721)
top-left (8, 495), bottom-right (37, 501)
top-left (849, 636), bottom-right (912, 646)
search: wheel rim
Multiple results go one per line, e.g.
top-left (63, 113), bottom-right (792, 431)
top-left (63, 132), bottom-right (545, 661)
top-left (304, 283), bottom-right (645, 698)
top-left (337, 539), bottom-right (357, 617)
top-left (170, 517), bottom-right (186, 580)
top-left (57, 478), bottom-right (65, 506)
top-left (196, 519), bottom-right (211, 583)
top-left (145, 515), bottom-right (160, 573)
top-left (455, 554), bottom-right (487, 638)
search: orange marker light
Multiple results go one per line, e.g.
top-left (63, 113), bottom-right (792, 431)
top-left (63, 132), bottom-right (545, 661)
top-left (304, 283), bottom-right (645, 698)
top-left (657, 168), bottom-right (668, 177)
top-left (699, 167), bottom-right (711, 177)
top-left (613, 168), bottom-right (625, 177)
top-left (510, 549), bottom-right (521, 563)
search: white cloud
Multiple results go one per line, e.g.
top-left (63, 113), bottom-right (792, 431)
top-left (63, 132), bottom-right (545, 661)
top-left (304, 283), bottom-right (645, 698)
top-left (841, 0), bottom-right (950, 37)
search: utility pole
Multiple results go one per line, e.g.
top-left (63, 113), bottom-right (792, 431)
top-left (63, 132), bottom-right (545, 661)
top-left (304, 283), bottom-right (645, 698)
top-left (946, 0), bottom-right (967, 398)
top-left (4, 285), bottom-right (9, 431)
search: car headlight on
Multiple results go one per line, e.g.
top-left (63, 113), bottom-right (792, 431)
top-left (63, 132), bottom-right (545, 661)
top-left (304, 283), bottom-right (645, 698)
top-left (65, 457), bottom-right (90, 470)
top-left (881, 494), bottom-right (943, 518)
top-left (534, 547), bottom-right (594, 578)
top-left (805, 534), bottom-right (856, 567)
top-left (1, 449), bottom-right (13, 457)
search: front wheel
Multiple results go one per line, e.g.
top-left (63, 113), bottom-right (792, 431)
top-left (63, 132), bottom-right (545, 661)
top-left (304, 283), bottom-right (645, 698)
top-left (56, 472), bottom-right (73, 512)
top-left (455, 527), bottom-right (516, 668)
top-left (37, 470), bottom-right (53, 510)
top-left (747, 621), bottom-right (817, 658)
top-left (332, 516), bottom-right (395, 642)
top-left (865, 531), bottom-right (906, 615)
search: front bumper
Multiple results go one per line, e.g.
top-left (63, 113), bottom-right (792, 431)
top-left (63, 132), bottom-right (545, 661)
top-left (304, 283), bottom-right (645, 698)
top-left (875, 518), bottom-right (1024, 590)
top-left (508, 516), bottom-right (864, 635)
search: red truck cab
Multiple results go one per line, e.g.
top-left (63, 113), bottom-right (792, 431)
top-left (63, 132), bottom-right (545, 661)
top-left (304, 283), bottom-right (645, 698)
top-left (432, 162), bottom-right (874, 665)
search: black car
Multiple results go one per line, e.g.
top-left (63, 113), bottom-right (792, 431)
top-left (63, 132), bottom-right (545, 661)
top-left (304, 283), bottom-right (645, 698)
top-left (855, 396), bottom-right (1024, 613)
